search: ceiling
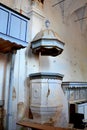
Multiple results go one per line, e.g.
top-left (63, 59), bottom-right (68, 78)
top-left (51, 0), bottom-right (87, 39)
top-left (50, 0), bottom-right (87, 18)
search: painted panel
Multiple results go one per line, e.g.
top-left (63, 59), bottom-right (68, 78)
top-left (0, 8), bottom-right (8, 34)
top-left (9, 14), bottom-right (28, 42)
top-left (31, 82), bottom-right (41, 105)
top-left (84, 105), bottom-right (87, 119)
top-left (20, 19), bottom-right (27, 41)
top-left (78, 105), bottom-right (84, 114)
top-left (10, 14), bottom-right (21, 39)
top-left (77, 103), bottom-right (87, 119)
top-left (0, 4), bottom-right (29, 45)
top-left (26, 21), bottom-right (29, 42)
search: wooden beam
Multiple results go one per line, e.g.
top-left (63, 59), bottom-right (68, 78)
top-left (17, 121), bottom-right (70, 130)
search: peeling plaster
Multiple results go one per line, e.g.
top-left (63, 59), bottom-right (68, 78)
top-left (17, 102), bottom-right (25, 120)
top-left (12, 87), bottom-right (16, 100)
top-left (46, 88), bottom-right (50, 97)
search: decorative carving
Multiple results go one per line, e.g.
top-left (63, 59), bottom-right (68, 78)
top-left (62, 82), bottom-right (87, 102)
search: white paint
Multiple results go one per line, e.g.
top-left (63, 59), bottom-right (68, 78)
top-left (0, 0), bottom-right (87, 129)
top-left (29, 78), bottom-right (68, 127)
top-left (28, 5), bottom-right (45, 40)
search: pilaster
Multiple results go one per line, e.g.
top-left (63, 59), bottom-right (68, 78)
top-left (28, 1), bottom-right (45, 41)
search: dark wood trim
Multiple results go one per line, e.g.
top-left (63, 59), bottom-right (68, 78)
top-left (17, 121), bottom-right (70, 130)
top-left (29, 72), bottom-right (64, 80)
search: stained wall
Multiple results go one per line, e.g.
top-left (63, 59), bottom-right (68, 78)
top-left (0, 0), bottom-right (87, 129)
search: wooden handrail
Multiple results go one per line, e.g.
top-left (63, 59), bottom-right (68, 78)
top-left (17, 120), bottom-right (71, 130)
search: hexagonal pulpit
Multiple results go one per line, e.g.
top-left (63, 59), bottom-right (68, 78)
top-left (31, 29), bottom-right (65, 56)
top-left (28, 73), bottom-right (68, 127)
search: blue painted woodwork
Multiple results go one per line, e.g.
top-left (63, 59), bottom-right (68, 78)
top-left (0, 3), bottom-right (30, 46)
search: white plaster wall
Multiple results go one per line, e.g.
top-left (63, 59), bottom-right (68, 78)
top-left (0, 0), bottom-right (12, 7)
top-left (42, 0), bottom-right (87, 81)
